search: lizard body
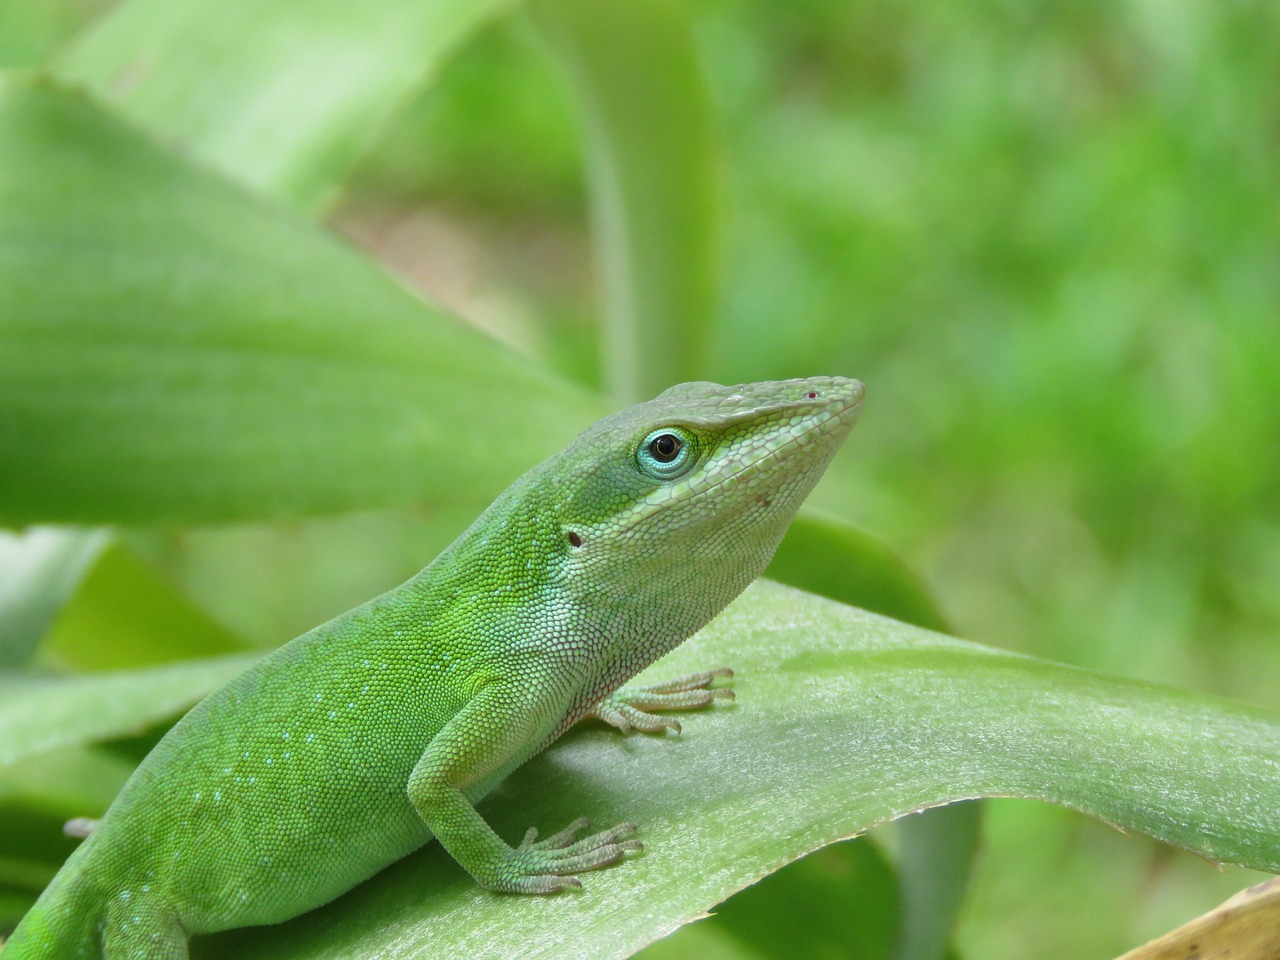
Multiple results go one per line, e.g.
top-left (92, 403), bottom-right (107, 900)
top-left (3, 376), bottom-right (863, 958)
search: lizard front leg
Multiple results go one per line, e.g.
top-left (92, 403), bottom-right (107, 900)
top-left (407, 683), bottom-right (641, 893)
top-left (589, 667), bottom-right (735, 734)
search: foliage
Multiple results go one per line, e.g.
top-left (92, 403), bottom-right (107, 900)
top-left (1, 1), bottom-right (1277, 958)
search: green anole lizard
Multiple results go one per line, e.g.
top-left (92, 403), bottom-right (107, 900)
top-left (3, 376), bottom-right (864, 959)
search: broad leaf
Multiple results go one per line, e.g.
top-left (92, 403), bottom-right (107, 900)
top-left (0, 75), bottom-right (600, 526)
top-left (176, 580), bottom-right (1276, 959)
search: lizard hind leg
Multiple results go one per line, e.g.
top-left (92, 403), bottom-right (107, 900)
top-left (102, 898), bottom-right (188, 960)
top-left (589, 667), bottom-right (735, 735)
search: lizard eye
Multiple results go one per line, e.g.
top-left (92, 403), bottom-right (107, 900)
top-left (636, 427), bottom-right (696, 480)
top-left (650, 433), bottom-right (681, 462)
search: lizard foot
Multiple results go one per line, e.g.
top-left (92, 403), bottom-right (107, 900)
top-left (498, 818), bottom-right (642, 893)
top-left (590, 667), bottom-right (735, 735)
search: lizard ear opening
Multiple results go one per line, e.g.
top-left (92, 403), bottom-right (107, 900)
top-left (567, 531), bottom-right (583, 548)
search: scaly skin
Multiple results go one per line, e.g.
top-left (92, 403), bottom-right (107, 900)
top-left (3, 377), bottom-right (864, 959)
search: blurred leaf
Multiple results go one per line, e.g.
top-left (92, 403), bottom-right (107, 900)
top-left (629, 921), bottom-right (757, 960)
top-left (0, 888), bottom-right (34, 932)
top-left (0, 74), bottom-right (601, 526)
top-left (767, 512), bottom-right (949, 633)
top-left (637, 840), bottom-right (900, 960)
top-left (894, 802), bottom-right (982, 960)
top-left (194, 581), bottom-right (1279, 959)
top-left (57, 0), bottom-right (515, 212)
top-left (0, 0), bottom-right (96, 69)
top-left (0, 654), bottom-right (255, 771)
top-left (121, 508), bottom-right (487, 649)
top-left (0, 528), bottom-right (107, 667)
top-left (1114, 877), bottom-right (1280, 960)
top-left (531, 0), bottom-right (719, 401)
top-left (0, 746), bottom-right (135, 902)
top-left (716, 841), bottom-right (899, 960)
top-left (37, 541), bottom-right (253, 671)
top-left (0, 745), bottom-right (134, 823)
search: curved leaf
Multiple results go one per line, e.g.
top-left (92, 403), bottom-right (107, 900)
top-left (188, 580), bottom-right (1278, 959)
top-left (0, 75), bottom-right (600, 526)
top-left (531, 0), bottom-right (720, 402)
top-left (58, 0), bottom-right (514, 212)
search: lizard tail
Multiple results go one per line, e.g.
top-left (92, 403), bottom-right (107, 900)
top-left (3, 842), bottom-right (103, 959)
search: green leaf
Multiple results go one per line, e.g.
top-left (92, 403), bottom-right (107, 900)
top-left (57, 0), bottom-right (514, 212)
top-left (640, 841), bottom-right (901, 960)
top-left (0, 654), bottom-right (256, 771)
top-left (0, 746), bottom-right (135, 826)
top-left (767, 512), bottom-right (949, 633)
top-left (893, 802), bottom-right (982, 960)
top-left (0, 74), bottom-right (601, 526)
top-left (531, 0), bottom-right (720, 401)
top-left (190, 581), bottom-right (1278, 959)
top-left (37, 541), bottom-right (253, 671)
top-left (764, 511), bottom-right (976, 960)
top-left (0, 528), bottom-right (107, 667)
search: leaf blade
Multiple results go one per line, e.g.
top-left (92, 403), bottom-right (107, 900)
top-left (0, 655), bottom-right (257, 771)
top-left (199, 581), bottom-right (1280, 958)
top-left (0, 529), bottom-right (108, 668)
top-left (57, 0), bottom-right (515, 212)
top-left (531, 0), bottom-right (720, 401)
top-left (0, 75), bottom-right (601, 526)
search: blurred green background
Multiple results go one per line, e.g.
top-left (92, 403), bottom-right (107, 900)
top-left (3, 0), bottom-right (1278, 956)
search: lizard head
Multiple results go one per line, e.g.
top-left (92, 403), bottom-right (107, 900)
top-left (545, 377), bottom-right (864, 634)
